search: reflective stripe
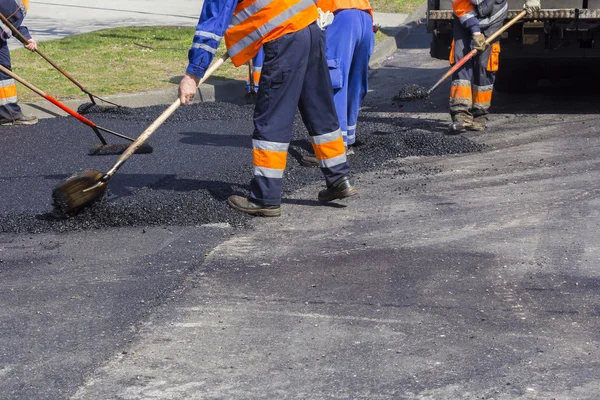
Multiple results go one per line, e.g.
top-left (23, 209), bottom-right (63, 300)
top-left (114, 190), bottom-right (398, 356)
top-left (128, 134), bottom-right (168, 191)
top-left (319, 153), bottom-right (347, 168)
top-left (473, 84), bottom-right (493, 93)
top-left (347, 124), bottom-right (356, 131)
top-left (0, 96), bottom-right (18, 106)
top-left (228, 0), bottom-right (316, 59)
top-left (0, 22), bottom-right (11, 38)
top-left (0, 79), bottom-right (16, 88)
top-left (232, 0), bottom-right (274, 25)
top-left (341, 130), bottom-right (348, 138)
top-left (0, 79), bottom-right (18, 105)
top-left (195, 30), bottom-right (222, 41)
top-left (192, 43), bottom-right (217, 53)
top-left (253, 66), bottom-right (263, 72)
top-left (253, 139), bottom-right (288, 152)
top-left (479, 3), bottom-right (508, 27)
top-left (254, 166), bottom-right (285, 178)
top-left (459, 10), bottom-right (477, 22)
top-left (451, 79), bottom-right (472, 87)
top-left (311, 128), bottom-right (342, 145)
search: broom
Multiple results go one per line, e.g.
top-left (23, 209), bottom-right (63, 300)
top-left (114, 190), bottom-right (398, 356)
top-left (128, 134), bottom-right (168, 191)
top-left (52, 53), bottom-right (230, 216)
top-left (0, 64), bottom-right (152, 156)
top-left (0, 12), bottom-right (125, 113)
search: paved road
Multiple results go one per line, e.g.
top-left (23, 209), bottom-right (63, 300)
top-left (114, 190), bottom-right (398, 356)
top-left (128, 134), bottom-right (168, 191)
top-left (1, 26), bottom-right (600, 399)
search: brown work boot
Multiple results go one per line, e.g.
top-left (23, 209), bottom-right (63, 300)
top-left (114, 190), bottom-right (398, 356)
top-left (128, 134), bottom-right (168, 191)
top-left (448, 113), bottom-right (473, 134)
top-left (300, 154), bottom-right (319, 168)
top-left (227, 195), bottom-right (281, 217)
top-left (318, 176), bottom-right (357, 203)
top-left (468, 114), bottom-right (488, 131)
top-left (0, 114), bottom-right (38, 126)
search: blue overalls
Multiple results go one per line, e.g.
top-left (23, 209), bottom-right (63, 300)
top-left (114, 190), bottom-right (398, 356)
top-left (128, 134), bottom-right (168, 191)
top-left (325, 9), bottom-right (373, 147)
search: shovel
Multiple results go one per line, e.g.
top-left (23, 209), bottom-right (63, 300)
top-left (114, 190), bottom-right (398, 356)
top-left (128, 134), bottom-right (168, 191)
top-left (395, 10), bottom-right (528, 101)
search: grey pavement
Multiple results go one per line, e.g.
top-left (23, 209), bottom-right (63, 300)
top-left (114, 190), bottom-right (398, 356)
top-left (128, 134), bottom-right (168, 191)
top-left (2, 10), bottom-right (599, 400)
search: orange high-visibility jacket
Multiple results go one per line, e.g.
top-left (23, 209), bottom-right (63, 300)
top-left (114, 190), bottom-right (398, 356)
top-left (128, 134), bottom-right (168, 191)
top-left (316, 0), bottom-right (373, 18)
top-left (225, 0), bottom-right (319, 67)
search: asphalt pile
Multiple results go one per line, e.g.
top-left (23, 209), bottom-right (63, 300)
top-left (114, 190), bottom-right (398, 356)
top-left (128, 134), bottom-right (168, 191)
top-left (393, 84), bottom-right (430, 102)
top-left (0, 102), bottom-right (484, 234)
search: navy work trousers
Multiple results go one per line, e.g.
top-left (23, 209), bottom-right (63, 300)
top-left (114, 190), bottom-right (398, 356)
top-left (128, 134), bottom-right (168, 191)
top-left (250, 23), bottom-right (351, 206)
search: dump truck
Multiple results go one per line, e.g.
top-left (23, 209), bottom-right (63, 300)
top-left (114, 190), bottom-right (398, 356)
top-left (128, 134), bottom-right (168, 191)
top-left (426, 1), bottom-right (600, 89)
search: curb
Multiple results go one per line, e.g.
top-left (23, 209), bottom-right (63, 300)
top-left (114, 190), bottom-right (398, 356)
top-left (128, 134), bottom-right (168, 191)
top-left (19, 78), bottom-right (246, 120)
top-left (369, 3), bottom-right (428, 68)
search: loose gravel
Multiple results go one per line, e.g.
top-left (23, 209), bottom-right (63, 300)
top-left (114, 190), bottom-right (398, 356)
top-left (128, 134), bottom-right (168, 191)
top-left (0, 101), bottom-right (484, 234)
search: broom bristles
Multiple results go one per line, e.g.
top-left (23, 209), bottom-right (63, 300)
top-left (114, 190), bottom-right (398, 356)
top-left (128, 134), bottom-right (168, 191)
top-left (52, 170), bottom-right (107, 216)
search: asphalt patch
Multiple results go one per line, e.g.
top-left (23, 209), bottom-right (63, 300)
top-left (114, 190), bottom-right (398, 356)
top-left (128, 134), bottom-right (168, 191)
top-left (0, 102), bottom-right (484, 234)
top-left (393, 84), bottom-right (430, 102)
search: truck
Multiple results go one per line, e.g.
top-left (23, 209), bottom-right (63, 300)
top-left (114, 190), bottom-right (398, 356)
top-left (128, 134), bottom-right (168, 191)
top-left (426, 1), bottom-right (600, 89)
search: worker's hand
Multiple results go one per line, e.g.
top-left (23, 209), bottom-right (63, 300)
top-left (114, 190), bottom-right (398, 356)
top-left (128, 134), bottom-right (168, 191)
top-left (24, 39), bottom-right (37, 52)
top-left (523, 0), bottom-right (541, 15)
top-left (471, 33), bottom-right (488, 52)
top-left (178, 73), bottom-right (200, 105)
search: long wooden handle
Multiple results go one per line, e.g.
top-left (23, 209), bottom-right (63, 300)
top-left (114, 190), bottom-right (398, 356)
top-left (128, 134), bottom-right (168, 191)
top-left (104, 53), bottom-right (230, 178)
top-left (429, 10), bottom-right (527, 94)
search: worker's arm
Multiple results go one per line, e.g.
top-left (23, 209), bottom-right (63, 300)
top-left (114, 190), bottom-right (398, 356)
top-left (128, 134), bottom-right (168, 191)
top-left (179, 0), bottom-right (237, 104)
top-left (451, 0), bottom-right (480, 34)
top-left (0, 2), bottom-right (32, 41)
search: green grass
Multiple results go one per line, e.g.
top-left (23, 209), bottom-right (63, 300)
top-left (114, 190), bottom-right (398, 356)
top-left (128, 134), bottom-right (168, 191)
top-left (11, 26), bottom-right (239, 102)
top-left (370, 0), bottom-right (423, 14)
top-left (10, 3), bottom-right (425, 103)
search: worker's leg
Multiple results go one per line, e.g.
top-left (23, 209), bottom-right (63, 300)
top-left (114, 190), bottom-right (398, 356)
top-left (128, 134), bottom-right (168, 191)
top-left (325, 10), bottom-right (354, 147)
top-left (449, 18), bottom-right (474, 132)
top-left (471, 23), bottom-right (503, 130)
top-left (247, 28), bottom-right (311, 206)
top-left (0, 41), bottom-right (24, 123)
top-left (344, 10), bottom-right (373, 148)
top-left (299, 23), bottom-right (354, 198)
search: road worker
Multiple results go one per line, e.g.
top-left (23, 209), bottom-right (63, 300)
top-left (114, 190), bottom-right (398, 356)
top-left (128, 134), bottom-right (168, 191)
top-left (0, 0), bottom-right (38, 125)
top-left (244, 47), bottom-right (263, 104)
top-left (179, 0), bottom-right (357, 217)
top-left (449, 0), bottom-right (541, 133)
top-left (301, 0), bottom-right (374, 167)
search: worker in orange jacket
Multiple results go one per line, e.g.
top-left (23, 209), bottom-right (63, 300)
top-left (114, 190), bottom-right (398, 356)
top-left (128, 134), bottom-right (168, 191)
top-left (179, 0), bottom-right (357, 217)
top-left (0, 0), bottom-right (38, 125)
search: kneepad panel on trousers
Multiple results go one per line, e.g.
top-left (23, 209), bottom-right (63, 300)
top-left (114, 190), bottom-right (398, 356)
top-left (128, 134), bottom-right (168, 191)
top-left (487, 42), bottom-right (500, 72)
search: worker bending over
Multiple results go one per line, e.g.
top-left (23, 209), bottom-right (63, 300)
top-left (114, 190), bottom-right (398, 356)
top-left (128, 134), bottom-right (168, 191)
top-left (449, 0), bottom-right (541, 133)
top-left (0, 0), bottom-right (37, 125)
top-left (179, 0), bottom-right (357, 217)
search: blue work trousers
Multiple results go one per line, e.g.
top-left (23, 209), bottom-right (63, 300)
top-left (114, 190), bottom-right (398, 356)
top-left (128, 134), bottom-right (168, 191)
top-left (326, 9), bottom-right (373, 146)
top-left (250, 23), bottom-right (350, 206)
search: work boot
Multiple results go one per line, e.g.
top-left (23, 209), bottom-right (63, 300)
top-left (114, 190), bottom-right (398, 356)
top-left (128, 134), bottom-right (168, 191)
top-left (346, 145), bottom-right (355, 156)
top-left (318, 175), bottom-right (357, 203)
top-left (300, 154), bottom-right (319, 168)
top-left (0, 114), bottom-right (38, 126)
top-left (227, 195), bottom-right (281, 217)
top-left (468, 114), bottom-right (488, 131)
top-left (448, 113), bottom-right (473, 134)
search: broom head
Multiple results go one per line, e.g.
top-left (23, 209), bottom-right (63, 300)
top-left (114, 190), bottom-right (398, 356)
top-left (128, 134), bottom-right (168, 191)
top-left (52, 170), bottom-right (107, 216)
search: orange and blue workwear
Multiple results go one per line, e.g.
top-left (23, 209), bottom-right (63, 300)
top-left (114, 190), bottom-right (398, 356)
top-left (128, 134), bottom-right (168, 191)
top-left (318, 0), bottom-right (374, 147)
top-left (0, 0), bottom-right (30, 121)
top-left (449, 0), bottom-right (507, 120)
top-left (187, 0), bottom-right (351, 206)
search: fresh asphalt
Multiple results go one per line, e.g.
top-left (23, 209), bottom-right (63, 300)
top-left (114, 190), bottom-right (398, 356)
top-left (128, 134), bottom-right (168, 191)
top-left (2, 25), bottom-right (600, 399)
